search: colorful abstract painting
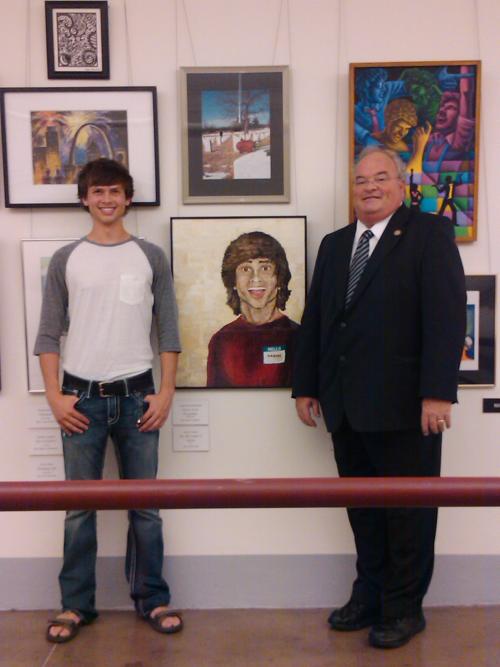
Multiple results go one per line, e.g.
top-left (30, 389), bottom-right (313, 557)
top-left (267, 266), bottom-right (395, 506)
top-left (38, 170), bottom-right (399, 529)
top-left (350, 61), bottom-right (481, 242)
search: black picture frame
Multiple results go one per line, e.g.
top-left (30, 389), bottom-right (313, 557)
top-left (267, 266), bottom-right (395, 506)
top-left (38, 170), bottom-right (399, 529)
top-left (45, 1), bottom-right (110, 79)
top-left (181, 66), bottom-right (290, 203)
top-left (459, 275), bottom-right (496, 387)
top-left (0, 86), bottom-right (160, 207)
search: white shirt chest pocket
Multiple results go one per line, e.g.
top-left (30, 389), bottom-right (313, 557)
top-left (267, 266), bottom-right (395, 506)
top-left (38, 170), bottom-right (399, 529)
top-left (119, 274), bottom-right (146, 305)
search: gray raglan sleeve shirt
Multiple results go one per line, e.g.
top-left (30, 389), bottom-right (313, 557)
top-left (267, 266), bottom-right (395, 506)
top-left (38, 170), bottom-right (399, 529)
top-left (135, 237), bottom-right (181, 353)
top-left (34, 237), bottom-right (181, 356)
top-left (33, 240), bottom-right (80, 355)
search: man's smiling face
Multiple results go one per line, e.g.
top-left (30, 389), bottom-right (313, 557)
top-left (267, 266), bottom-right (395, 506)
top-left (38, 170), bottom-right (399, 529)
top-left (82, 183), bottom-right (131, 226)
top-left (353, 151), bottom-right (406, 226)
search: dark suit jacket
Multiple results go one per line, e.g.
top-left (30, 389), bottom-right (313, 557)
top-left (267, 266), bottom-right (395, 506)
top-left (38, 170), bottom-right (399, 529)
top-left (292, 205), bottom-right (466, 434)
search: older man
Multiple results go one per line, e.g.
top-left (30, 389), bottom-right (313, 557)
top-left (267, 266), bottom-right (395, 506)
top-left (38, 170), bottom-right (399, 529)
top-left (292, 146), bottom-right (465, 648)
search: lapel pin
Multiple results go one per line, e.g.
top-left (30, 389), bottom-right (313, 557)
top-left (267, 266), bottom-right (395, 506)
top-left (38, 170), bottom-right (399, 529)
top-left (394, 229), bottom-right (402, 236)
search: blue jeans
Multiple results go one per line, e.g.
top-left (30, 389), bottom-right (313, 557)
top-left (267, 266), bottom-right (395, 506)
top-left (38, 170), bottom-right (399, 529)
top-left (59, 375), bottom-right (170, 622)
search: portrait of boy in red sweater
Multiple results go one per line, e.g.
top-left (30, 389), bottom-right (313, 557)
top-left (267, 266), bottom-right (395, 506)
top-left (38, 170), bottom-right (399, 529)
top-left (207, 231), bottom-right (299, 387)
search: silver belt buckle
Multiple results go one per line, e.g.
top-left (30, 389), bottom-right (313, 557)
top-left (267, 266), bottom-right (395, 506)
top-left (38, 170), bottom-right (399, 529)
top-left (98, 381), bottom-right (112, 398)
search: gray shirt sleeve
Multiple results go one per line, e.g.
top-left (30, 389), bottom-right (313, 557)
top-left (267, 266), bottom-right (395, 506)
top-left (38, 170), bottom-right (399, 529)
top-left (134, 238), bottom-right (181, 353)
top-left (33, 240), bottom-right (80, 356)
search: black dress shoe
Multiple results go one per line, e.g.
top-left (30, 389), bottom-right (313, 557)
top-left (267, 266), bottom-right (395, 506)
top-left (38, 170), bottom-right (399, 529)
top-left (328, 599), bottom-right (379, 631)
top-left (369, 610), bottom-right (426, 648)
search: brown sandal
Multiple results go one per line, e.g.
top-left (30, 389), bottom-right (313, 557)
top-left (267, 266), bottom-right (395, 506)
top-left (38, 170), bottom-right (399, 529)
top-left (46, 611), bottom-right (85, 644)
top-left (146, 609), bottom-right (183, 635)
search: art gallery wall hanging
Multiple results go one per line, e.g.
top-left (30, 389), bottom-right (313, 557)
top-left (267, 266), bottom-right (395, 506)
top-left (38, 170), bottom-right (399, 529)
top-left (0, 87), bottom-right (159, 207)
top-left (45, 1), bottom-right (110, 80)
top-left (180, 66), bottom-right (290, 204)
top-left (459, 275), bottom-right (496, 388)
top-left (171, 216), bottom-right (306, 388)
top-left (349, 60), bottom-right (481, 242)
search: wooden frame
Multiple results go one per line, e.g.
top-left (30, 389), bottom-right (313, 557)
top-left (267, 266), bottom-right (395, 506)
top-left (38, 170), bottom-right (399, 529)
top-left (171, 216), bottom-right (306, 388)
top-left (349, 61), bottom-right (481, 242)
top-left (459, 275), bottom-right (496, 387)
top-left (180, 66), bottom-right (290, 204)
top-left (45, 1), bottom-right (110, 79)
top-left (0, 86), bottom-right (160, 207)
top-left (21, 239), bottom-right (77, 393)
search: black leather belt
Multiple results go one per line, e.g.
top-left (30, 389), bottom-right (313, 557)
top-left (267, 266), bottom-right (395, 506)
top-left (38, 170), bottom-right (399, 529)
top-left (62, 370), bottom-right (153, 398)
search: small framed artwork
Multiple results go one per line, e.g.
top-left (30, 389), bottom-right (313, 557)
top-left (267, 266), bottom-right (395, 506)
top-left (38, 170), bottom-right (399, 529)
top-left (180, 66), bottom-right (290, 203)
top-left (349, 61), bottom-right (481, 242)
top-left (459, 275), bottom-right (496, 387)
top-left (171, 216), bottom-right (306, 388)
top-left (21, 239), bottom-right (77, 393)
top-left (45, 1), bottom-right (110, 79)
top-left (0, 86), bottom-right (159, 207)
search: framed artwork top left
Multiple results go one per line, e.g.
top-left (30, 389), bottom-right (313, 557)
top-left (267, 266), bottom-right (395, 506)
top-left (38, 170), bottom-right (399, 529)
top-left (45, 1), bottom-right (110, 79)
top-left (0, 87), bottom-right (160, 207)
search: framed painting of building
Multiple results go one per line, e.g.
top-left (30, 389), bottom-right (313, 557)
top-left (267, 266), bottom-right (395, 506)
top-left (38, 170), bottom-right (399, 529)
top-left (0, 87), bottom-right (159, 206)
top-left (180, 66), bottom-right (290, 203)
top-left (349, 61), bottom-right (481, 242)
top-left (45, 1), bottom-right (110, 79)
top-left (171, 216), bottom-right (306, 388)
top-left (459, 275), bottom-right (496, 387)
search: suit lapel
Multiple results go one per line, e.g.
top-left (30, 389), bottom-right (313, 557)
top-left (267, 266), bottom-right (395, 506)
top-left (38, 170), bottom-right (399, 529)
top-left (346, 205), bottom-right (410, 310)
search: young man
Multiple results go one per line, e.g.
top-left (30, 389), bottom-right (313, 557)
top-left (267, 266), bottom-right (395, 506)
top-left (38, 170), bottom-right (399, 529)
top-left (35, 158), bottom-right (182, 642)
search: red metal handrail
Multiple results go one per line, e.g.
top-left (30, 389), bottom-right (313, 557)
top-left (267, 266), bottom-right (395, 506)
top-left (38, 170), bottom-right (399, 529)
top-left (0, 477), bottom-right (499, 511)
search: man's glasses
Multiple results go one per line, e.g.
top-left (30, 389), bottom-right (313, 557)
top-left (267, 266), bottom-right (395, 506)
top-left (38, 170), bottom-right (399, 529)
top-left (353, 174), bottom-right (400, 187)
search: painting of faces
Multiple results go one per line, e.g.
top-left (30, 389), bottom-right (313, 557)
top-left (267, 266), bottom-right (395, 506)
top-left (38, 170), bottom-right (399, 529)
top-left (171, 217), bottom-right (306, 388)
top-left (351, 62), bottom-right (480, 241)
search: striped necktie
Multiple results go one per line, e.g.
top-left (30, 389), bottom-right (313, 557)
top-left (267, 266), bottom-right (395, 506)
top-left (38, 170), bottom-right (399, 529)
top-left (345, 229), bottom-right (374, 306)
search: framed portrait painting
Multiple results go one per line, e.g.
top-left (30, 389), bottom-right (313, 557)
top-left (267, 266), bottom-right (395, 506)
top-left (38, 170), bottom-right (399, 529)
top-left (459, 275), bottom-right (496, 387)
top-left (180, 66), bottom-right (290, 203)
top-left (171, 216), bottom-right (306, 388)
top-left (21, 239), bottom-right (77, 393)
top-left (0, 86), bottom-right (159, 207)
top-left (349, 61), bottom-right (481, 242)
top-left (45, 1), bottom-right (110, 79)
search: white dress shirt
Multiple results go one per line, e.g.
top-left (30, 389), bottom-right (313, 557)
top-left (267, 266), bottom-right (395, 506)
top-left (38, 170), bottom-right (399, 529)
top-left (351, 213), bottom-right (393, 260)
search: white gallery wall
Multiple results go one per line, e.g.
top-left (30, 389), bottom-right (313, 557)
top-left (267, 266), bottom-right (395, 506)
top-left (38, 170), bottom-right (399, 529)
top-left (0, 0), bottom-right (498, 609)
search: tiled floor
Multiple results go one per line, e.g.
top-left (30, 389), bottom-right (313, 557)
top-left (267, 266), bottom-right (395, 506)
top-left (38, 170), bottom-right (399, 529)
top-left (0, 607), bottom-right (498, 667)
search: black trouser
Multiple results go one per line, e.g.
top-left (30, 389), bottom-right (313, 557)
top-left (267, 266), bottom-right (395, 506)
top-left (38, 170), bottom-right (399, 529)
top-left (332, 418), bottom-right (442, 619)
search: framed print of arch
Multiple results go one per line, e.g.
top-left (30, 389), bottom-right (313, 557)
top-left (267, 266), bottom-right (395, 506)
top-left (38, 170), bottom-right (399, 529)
top-left (0, 87), bottom-right (159, 206)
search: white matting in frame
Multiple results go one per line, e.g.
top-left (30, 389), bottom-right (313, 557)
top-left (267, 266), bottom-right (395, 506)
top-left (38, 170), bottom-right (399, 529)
top-left (458, 274), bottom-right (496, 387)
top-left (21, 239), bottom-right (77, 393)
top-left (1, 87), bottom-right (159, 206)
